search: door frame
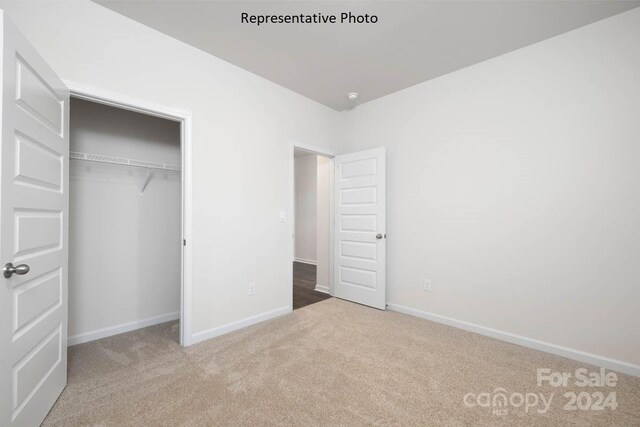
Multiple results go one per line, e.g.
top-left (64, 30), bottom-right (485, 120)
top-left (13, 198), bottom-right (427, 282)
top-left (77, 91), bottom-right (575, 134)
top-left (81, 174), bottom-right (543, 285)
top-left (289, 142), bottom-right (335, 308)
top-left (64, 81), bottom-right (194, 346)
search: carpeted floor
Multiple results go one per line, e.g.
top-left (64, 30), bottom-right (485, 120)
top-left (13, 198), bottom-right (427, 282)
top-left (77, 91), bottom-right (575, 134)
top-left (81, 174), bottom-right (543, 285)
top-left (44, 299), bottom-right (640, 426)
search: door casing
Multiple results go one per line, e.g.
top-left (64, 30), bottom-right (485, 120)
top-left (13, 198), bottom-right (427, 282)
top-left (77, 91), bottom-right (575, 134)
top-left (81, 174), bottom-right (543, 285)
top-left (64, 81), bottom-right (194, 346)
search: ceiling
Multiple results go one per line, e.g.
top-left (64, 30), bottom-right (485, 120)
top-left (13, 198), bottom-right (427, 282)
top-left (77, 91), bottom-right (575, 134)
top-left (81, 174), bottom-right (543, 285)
top-left (94, 1), bottom-right (639, 111)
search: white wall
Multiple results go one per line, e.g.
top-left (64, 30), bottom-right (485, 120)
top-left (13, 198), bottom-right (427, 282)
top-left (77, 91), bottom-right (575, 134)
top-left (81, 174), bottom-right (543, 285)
top-left (294, 153), bottom-right (317, 264)
top-left (345, 8), bottom-right (640, 368)
top-left (0, 0), bottom-right (345, 344)
top-left (68, 98), bottom-right (181, 340)
top-left (5, 0), bottom-right (638, 371)
top-left (315, 156), bottom-right (331, 292)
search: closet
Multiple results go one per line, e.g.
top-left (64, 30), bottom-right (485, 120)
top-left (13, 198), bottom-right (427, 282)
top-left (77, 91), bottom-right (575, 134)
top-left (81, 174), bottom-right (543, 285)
top-left (68, 98), bottom-right (182, 345)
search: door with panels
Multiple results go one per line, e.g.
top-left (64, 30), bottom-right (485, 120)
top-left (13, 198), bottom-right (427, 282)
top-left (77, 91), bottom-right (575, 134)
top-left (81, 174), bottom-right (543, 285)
top-left (0, 12), bottom-right (70, 427)
top-left (334, 147), bottom-right (386, 310)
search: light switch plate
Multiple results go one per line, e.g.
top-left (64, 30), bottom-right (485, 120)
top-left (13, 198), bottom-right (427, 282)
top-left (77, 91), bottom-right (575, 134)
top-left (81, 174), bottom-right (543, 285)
top-left (279, 211), bottom-right (286, 222)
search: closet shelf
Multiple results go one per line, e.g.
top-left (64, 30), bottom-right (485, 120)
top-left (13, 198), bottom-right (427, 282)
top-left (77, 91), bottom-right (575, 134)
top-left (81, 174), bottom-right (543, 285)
top-left (70, 151), bottom-right (180, 172)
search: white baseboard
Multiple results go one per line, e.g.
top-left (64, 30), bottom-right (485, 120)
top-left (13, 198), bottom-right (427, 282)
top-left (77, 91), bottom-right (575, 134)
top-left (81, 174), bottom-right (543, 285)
top-left (68, 311), bottom-right (180, 346)
top-left (294, 258), bottom-right (317, 266)
top-left (190, 306), bottom-right (291, 346)
top-left (315, 284), bottom-right (330, 294)
top-left (387, 303), bottom-right (640, 378)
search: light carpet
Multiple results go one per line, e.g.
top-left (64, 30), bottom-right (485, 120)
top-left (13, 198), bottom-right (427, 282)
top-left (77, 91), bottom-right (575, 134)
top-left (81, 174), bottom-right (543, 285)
top-left (44, 298), bottom-right (640, 426)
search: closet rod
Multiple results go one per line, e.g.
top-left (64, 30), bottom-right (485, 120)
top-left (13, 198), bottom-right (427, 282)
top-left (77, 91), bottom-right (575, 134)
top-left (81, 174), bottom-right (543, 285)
top-left (70, 151), bottom-right (180, 172)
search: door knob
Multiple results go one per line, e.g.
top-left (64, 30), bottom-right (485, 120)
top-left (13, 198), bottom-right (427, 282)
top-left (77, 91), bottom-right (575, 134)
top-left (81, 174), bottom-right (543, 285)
top-left (376, 233), bottom-right (383, 240)
top-left (3, 263), bottom-right (30, 278)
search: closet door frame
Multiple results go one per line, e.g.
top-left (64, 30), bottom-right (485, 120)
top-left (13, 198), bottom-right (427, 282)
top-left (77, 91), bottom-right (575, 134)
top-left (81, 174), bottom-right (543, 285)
top-left (64, 80), bottom-right (194, 347)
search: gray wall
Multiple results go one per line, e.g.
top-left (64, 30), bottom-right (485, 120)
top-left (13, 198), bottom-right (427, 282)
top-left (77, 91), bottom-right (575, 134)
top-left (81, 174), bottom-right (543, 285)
top-left (294, 152), bottom-right (317, 263)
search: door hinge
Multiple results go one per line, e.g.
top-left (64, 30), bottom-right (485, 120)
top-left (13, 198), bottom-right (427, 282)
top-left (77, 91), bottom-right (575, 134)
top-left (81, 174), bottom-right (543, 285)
top-left (183, 239), bottom-right (186, 246)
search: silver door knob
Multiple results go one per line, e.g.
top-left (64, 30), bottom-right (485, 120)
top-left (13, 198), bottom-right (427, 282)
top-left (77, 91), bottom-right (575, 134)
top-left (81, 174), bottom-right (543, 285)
top-left (3, 263), bottom-right (30, 278)
top-left (376, 233), bottom-right (383, 240)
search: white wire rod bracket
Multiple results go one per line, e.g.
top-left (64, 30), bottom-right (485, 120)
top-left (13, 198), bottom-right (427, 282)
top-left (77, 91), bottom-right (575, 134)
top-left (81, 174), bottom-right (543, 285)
top-left (69, 151), bottom-right (181, 172)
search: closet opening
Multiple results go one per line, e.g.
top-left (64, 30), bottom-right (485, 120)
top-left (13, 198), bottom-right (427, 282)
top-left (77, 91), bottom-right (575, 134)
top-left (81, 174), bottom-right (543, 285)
top-left (292, 147), bottom-right (333, 310)
top-left (68, 95), bottom-right (186, 346)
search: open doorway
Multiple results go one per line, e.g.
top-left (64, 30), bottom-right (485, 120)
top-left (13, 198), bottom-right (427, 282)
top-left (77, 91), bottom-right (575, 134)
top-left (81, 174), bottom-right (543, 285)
top-left (67, 97), bottom-right (183, 345)
top-left (293, 148), bottom-right (332, 310)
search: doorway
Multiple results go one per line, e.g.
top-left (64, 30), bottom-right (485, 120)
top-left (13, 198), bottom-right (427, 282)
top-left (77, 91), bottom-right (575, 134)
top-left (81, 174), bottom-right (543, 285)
top-left (65, 82), bottom-right (193, 346)
top-left (67, 97), bottom-right (183, 344)
top-left (292, 148), bottom-right (332, 310)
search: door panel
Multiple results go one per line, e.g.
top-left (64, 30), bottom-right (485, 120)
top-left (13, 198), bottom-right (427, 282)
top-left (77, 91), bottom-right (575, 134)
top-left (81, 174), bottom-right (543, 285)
top-left (15, 131), bottom-right (64, 191)
top-left (334, 148), bottom-right (386, 309)
top-left (0, 12), bottom-right (69, 427)
top-left (15, 55), bottom-right (64, 135)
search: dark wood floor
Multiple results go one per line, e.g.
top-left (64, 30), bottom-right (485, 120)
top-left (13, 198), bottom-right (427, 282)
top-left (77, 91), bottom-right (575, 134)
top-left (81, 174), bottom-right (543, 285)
top-left (293, 261), bottom-right (332, 310)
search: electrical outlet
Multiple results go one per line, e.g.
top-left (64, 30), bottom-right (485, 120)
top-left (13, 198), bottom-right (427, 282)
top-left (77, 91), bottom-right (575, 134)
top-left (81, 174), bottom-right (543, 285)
top-left (423, 280), bottom-right (432, 292)
top-left (248, 282), bottom-right (256, 296)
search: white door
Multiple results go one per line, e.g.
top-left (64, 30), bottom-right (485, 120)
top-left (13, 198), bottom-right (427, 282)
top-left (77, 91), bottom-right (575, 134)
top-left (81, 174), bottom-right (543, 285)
top-left (0, 13), bottom-right (69, 426)
top-left (334, 148), bottom-right (386, 309)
